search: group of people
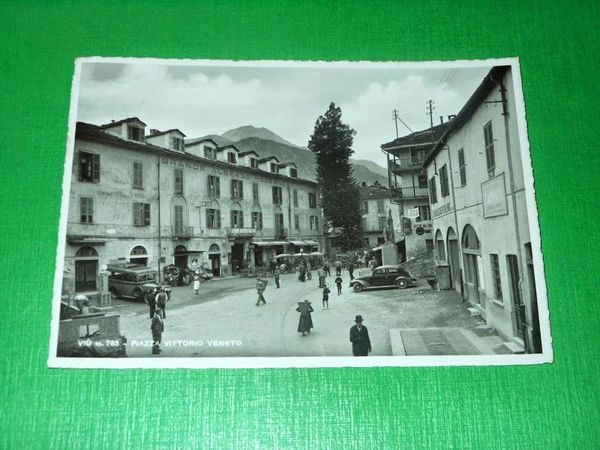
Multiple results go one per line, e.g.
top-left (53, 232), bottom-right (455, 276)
top-left (144, 287), bottom-right (170, 355)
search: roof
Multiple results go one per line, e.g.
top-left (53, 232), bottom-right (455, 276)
top-left (185, 137), bottom-right (219, 147)
top-left (100, 117), bottom-right (147, 129)
top-left (381, 121), bottom-right (450, 151)
top-left (238, 150), bottom-right (259, 157)
top-left (277, 162), bottom-right (297, 168)
top-left (147, 128), bottom-right (186, 138)
top-left (258, 156), bottom-right (280, 163)
top-left (358, 184), bottom-right (389, 200)
top-left (217, 144), bottom-right (240, 152)
top-left (424, 65), bottom-right (511, 166)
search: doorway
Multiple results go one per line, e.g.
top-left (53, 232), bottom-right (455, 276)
top-left (208, 244), bottom-right (221, 277)
top-left (75, 246), bottom-right (98, 292)
top-left (231, 243), bottom-right (244, 273)
top-left (507, 254), bottom-right (525, 340)
top-left (254, 246), bottom-right (264, 267)
top-left (447, 228), bottom-right (460, 290)
top-left (174, 245), bottom-right (188, 270)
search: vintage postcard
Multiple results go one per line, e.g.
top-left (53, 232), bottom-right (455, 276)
top-left (48, 57), bottom-right (553, 368)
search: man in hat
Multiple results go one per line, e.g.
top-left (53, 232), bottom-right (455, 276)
top-left (256, 277), bottom-right (267, 306)
top-left (155, 287), bottom-right (169, 318)
top-left (349, 315), bottom-right (372, 356)
top-left (151, 307), bottom-right (164, 355)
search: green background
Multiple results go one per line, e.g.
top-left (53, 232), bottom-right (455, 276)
top-left (1, 1), bottom-right (598, 448)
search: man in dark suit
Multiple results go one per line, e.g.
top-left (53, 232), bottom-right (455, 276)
top-left (151, 307), bottom-right (164, 355)
top-left (349, 315), bottom-right (372, 356)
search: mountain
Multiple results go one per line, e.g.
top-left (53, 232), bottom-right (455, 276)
top-left (190, 126), bottom-right (390, 186)
top-left (222, 125), bottom-right (301, 148)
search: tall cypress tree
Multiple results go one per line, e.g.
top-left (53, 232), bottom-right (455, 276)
top-left (308, 103), bottom-right (363, 250)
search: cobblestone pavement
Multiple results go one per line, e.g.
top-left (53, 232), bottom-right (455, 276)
top-left (110, 271), bottom-right (506, 358)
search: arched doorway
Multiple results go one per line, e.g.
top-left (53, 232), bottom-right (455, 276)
top-left (462, 224), bottom-right (482, 304)
top-left (434, 229), bottom-right (446, 261)
top-left (446, 227), bottom-right (461, 290)
top-left (208, 244), bottom-right (221, 277)
top-left (75, 246), bottom-right (98, 292)
top-left (174, 245), bottom-right (188, 270)
top-left (130, 245), bottom-right (148, 266)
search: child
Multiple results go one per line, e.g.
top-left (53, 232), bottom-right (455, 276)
top-left (335, 275), bottom-right (343, 295)
top-left (322, 283), bottom-right (331, 309)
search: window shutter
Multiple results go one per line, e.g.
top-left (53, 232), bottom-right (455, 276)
top-left (239, 182), bottom-right (243, 200)
top-left (144, 204), bottom-right (150, 225)
top-left (92, 154), bottom-right (100, 182)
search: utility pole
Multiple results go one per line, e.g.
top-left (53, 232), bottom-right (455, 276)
top-left (426, 99), bottom-right (435, 143)
top-left (392, 109), bottom-right (414, 138)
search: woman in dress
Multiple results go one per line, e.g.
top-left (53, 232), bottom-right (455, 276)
top-left (296, 300), bottom-right (314, 336)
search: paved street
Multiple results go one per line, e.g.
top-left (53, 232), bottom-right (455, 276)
top-left (112, 270), bottom-right (506, 358)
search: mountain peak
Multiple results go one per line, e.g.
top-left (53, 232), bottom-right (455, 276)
top-left (221, 125), bottom-right (301, 148)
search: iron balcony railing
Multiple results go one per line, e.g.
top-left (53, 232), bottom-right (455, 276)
top-left (391, 186), bottom-right (429, 200)
top-left (171, 225), bottom-right (193, 239)
top-left (389, 157), bottom-right (424, 173)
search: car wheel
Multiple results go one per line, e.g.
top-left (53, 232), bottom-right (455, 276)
top-left (396, 279), bottom-right (407, 289)
top-left (132, 287), bottom-right (144, 301)
top-left (353, 283), bottom-right (364, 293)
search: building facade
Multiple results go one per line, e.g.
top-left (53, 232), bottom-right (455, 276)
top-left (381, 123), bottom-right (451, 261)
top-left (423, 66), bottom-right (542, 353)
top-left (358, 182), bottom-right (400, 248)
top-left (63, 118), bottom-right (324, 295)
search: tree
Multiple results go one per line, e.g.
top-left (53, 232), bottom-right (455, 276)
top-left (308, 103), bottom-right (364, 250)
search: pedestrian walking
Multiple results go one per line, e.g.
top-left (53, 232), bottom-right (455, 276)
top-left (298, 263), bottom-right (306, 282)
top-left (317, 266), bottom-right (326, 288)
top-left (323, 261), bottom-right (330, 277)
top-left (322, 283), bottom-right (331, 309)
top-left (335, 275), bottom-right (343, 295)
top-left (274, 266), bottom-right (281, 288)
top-left (306, 262), bottom-right (312, 280)
top-left (348, 262), bottom-right (355, 280)
top-left (335, 260), bottom-right (342, 276)
top-left (193, 272), bottom-right (200, 295)
top-left (144, 286), bottom-right (158, 319)
top-left (155, 287), bottom-right (169, 318)
top-left (296, 300), bottom-right (314, 337)
top-left (256, 277), bottom-right (267, 306)
top-left (349, 315), bottom-right (372, 356)
top-left (151, 307), bottom-right (164, 355)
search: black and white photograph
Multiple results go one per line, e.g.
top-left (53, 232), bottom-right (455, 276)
top-left (49, 58), bottom-right (552, 368)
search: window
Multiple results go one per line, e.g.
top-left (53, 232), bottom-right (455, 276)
top-left (458, 148), bottom-right (466, 187)
top-left (231, 210), bottom-right (244, 228)
top-left (253, 183), bottom-right (259, 203)
top-left (127, 126), bottom-right (144, 142)
top-left (231, 180), bottom-right (243, 200)
top-left (361, 200), bottom-right (369, 215)
top-left (227, 153), bottom-right (237, 164)
top-left (294, 214), bottom-right (300, 230)
top-left (207, 176), bottom-right (220, 197)
top-left (377, 200), bottom-right (385, 214)
top-left (272, 186), bottom-right (283, 205)
top-left (418, 173), bottom-right (428, 188)
top-left (133, 202), bottom-right (151, 226)
top-left (170, 136), bottom-right (184, 151)
top-left (173, 205), bottom-right (184, 230)
top-left (293, 190), bottom-right (298, 207)
top-left (417, 205), bottom-right (431, 221)
top-left (378, 216), bottom-right (386, 230)
top-left (310, 216), bottom-right (319, 231)
top-left (439, 164), bottom-right (449, 198)
top-left (270, 163), bottom-right (278, 173)
top-left (362, 217), bottom-right (367, 230)
top-left (290, 168), bottom-right (298, 178)
top-left (204, 146), bottom-right (216, 160)
top-left (484, 121), bottom-right (495, 178)
top-left (426, 239), bottom-right (434, 252)
top-left (252, 212), bottom-right (263, 230)
top-left (428, 177), bottom-right (437, 204)
top-left (490, 254), bottom-right (503, 300)
top-left (174, 168), bottom-right (183, 194)
top-left (80, 197), bottom-right (93, 223)
top-left (308, 193), bottom-right (317, 209)
top-left (274, 213), bottom-right (285, 234)
top-left (79, 151), bottom-right (100, 182)
top-left (132, 162), bottom-right (143, 189)
top-left (250, 157), bottom-right (259, 169)
top-left (206, 209), bottom-right (221, 229)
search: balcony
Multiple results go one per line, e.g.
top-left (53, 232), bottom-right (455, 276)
top-left (274, 227), bottom-right (288, 239)
top-left (171, 225), bottom-right (193, 239)
top-left (389, 157), bottom-right (424, 173)
top-left (227, 227), bottom-right (256, 238)
top-left (391, 186), bottom-right (429, 201)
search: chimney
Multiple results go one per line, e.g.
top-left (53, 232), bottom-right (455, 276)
top-left (150, 129), bottom-right (160, 135)
top-left (447, 115), bottom-right (456, 121)
top-left (439, 116), bottom-right (444, 124)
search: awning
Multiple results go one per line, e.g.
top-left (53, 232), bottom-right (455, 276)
top-left (288, 240), bottom-right (307, 246)
top-left (251, 241), bottom-right (289, 247)
top-left (173, 250), bottom-right (204, 256)
top-left (303, 240), bottom-right (318, 246)
top-left (67, 236), bottom-right (111, 245)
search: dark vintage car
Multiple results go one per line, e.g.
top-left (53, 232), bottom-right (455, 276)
top-left (350, 265), bottom-right (417, 292)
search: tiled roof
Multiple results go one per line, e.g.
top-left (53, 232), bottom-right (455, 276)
top-left (99, 117), bottom-right (147, 129)
top-left (258, 156), bottom-right (280, 163)
top-left (147, 128), bottom-right (186, 138)
top-left (238, 150), bottom-right (259, 157)
top-left (381, 121), bottom-right (450, 150)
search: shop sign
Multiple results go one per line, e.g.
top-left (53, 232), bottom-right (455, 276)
top-left (482, 173), bottom-right (508, 218)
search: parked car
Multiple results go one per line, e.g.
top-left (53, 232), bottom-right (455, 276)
top-left (350, 265), bottom-right (417, 292)
top-left (107, 263), bottom-right (158, 301)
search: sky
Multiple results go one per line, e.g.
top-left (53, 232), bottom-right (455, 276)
top-left (76, 60), bottom-right (492, 167)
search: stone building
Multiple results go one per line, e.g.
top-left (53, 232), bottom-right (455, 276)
top-left (423, 65), bottom-right (542, 353)
top-left (63, 118), bottom-right (323, 295)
